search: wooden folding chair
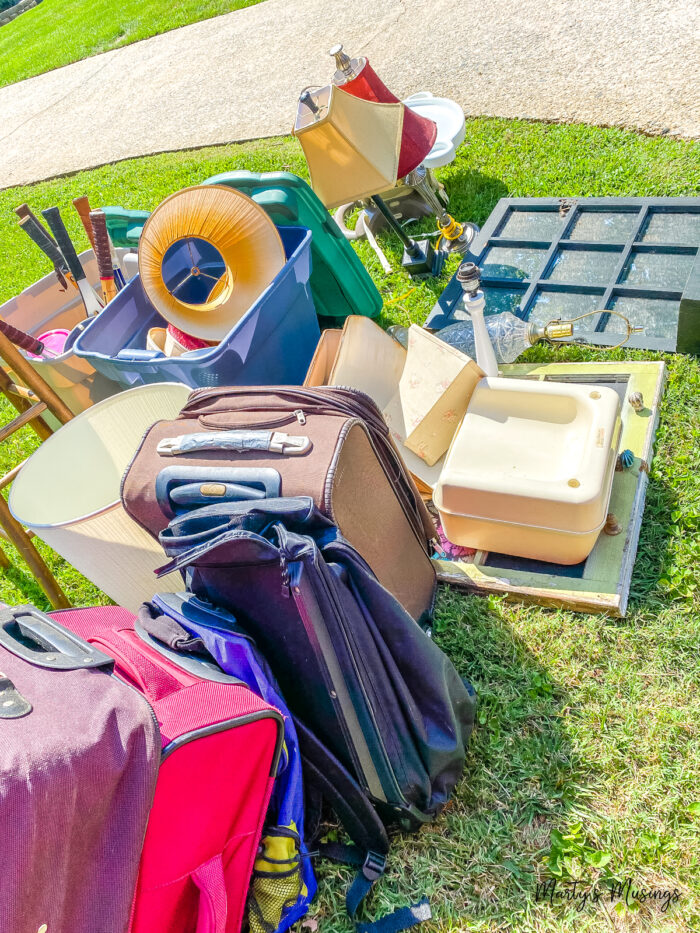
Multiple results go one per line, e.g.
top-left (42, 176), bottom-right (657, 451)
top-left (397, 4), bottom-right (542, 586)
top-left (0, 327), bottom-right (74, 608)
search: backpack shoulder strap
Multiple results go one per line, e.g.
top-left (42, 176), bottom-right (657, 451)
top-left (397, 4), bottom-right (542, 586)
top-left (294, 714), bottom-right (388, 856)
top-left (294, 716), bottom-right (430, 933)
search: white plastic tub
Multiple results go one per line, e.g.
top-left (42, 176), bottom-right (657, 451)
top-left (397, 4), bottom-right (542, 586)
top-left (433, 377), bottom-right (622, 564)
top-left (0, 248), bottom-right (134, 414)
top-left (9, 382), bottom-right (191, 610)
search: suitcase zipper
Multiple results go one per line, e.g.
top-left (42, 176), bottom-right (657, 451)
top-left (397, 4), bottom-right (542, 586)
top-left (110, 671), bottom-right (161, 747)
top-left (287, 558), bottom-right (401, 806)
top-left (198, 412), bottom-right (304, 431)
top-left (288, 561), bottom-right (383, 800)
top-left (311, 552), bottom-right (407, 807)
top-left (105, 636), bottom-right (284, 771)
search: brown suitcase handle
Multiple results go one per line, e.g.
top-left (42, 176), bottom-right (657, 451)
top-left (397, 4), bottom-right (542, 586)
top-left (177, 387), bottom-right (436, 547)
top-left (157, 431), bottom-right (312, 457)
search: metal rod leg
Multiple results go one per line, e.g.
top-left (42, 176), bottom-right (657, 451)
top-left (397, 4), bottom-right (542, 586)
top-left (371, 196), bottom-right (421, 257)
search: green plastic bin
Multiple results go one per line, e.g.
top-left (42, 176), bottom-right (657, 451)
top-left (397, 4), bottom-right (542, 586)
top-left (103, 171), bottom-right (382, 321)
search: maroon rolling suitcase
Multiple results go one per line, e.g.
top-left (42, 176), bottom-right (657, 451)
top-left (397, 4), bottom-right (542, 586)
top-left (1, 602), bottom-right (285, 933)
top-left (0, 604), bottom-right (160, 933)
top-left (53, 603), bottom-right (285, 933)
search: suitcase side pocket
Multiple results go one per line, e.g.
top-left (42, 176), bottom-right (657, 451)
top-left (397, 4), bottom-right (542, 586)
top-left (191, 853), bottom-right (228, 933)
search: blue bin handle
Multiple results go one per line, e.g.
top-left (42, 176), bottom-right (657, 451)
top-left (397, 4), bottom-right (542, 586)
top-left (116, 348), bottom-right (165, 361)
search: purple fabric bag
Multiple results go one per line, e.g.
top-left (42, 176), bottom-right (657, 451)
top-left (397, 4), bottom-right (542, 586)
top-left (0, 605), bottom-right (160, 933)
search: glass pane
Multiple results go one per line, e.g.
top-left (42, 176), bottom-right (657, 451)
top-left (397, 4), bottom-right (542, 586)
top-left (481, 246), bottom-right (546, 280)
top-left (527, 291), bottom-right (603, 331)
top-left (498, 209), bottom-right (565, 240)
top-left (546, 248), bottom-right (622, 284)
top-left (482, 287), bottom-right (524, 316)
top-left (641, 212), bottom-right (700, 245)
top-left (606, 296), bottom-right (679, 339)
top-left (566, 210), bottom-right (638, 242)
top-left (621, 251), bottom-right (695, 290)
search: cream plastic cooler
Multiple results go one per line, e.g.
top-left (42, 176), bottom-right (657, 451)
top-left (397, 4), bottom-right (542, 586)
top-left (433, 377), bottom-right (623, 564)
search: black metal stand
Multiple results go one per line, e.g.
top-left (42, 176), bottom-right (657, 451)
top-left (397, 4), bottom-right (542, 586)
top-left (371, 195), bottom-right (444, 278)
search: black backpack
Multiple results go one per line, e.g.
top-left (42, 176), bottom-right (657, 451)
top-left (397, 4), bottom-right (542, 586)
top-left (157, 497), bottom-right (476, 930)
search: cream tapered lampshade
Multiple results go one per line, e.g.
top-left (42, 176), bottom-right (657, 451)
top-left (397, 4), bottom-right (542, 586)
top-left (139, 185), bottom-right (285, 341)
top-left (293, 84), bottom-right (405, 209)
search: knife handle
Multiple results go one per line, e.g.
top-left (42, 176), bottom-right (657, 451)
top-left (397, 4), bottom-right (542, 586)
top-left (41, 207), bottom-right (85, 283)
top-left (19, 215), bottom-right (67, 271)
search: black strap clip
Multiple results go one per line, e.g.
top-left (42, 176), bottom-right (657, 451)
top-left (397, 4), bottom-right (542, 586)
top-left (362, 851), bottom-right (387, 883)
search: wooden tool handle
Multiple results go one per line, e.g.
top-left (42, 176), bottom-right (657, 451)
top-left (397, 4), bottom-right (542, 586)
top-left (73, 196), bottom-right (96, 250)
top-left (0, 318), bottom-right (45, 356)
top-left (15, 204), bottom-right (57, 245)
top-left (19, 215), bottom-right (67, 270)
top-left (14, 203), bottom-right (49, 232)
top-left (14, 203), bottom-right (32, 221)
top-left (41, 207), bottom-right (85, 283)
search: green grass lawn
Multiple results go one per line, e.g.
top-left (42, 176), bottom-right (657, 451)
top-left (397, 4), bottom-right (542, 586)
top-left (0, 0), bottom-right (263, 89)
top-left (1, 118), bottom-right (699, 931)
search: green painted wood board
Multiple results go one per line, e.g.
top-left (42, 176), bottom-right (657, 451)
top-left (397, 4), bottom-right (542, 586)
top-left (433, 360), bottom-right (666, 616)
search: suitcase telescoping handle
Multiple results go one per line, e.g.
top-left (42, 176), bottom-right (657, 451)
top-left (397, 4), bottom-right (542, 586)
top-left (155, 466), bottom-right (282, 515)
top-left (157, 431), bottom-right (311, 457)
top-left (0, 606), bottom-right (114, 671)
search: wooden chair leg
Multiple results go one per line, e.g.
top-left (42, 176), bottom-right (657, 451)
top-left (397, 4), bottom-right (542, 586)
top-left (0, 494), bottom-right (70, 609)
top-left (0, 330), bottom-right (73, 425)
top-left (0, 543), bottom-right (10, 569)
top-left (0, 365), bottom-right (53, 442)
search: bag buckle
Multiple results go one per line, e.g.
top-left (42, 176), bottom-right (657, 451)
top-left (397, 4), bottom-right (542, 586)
top-left (362, 851), bottom-right (386, 882)
top-left (269, 432), bottom-right (312, 455)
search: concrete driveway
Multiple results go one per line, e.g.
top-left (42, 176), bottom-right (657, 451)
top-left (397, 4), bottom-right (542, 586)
top-left (0, 0), bottom-right (698, 189)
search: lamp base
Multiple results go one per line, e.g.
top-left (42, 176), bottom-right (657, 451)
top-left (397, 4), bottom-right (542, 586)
top-left (402, 238), bottom-right (445, 278)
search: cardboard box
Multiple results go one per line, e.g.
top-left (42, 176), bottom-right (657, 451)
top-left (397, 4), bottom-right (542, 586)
top-left (382, 325), bottom-right (484, 466)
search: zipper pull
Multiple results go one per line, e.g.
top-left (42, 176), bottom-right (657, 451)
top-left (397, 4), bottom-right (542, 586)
top-left (294, 409), bottom-right (306, 425)
top-left (279, 552), bottom-right (290, 598)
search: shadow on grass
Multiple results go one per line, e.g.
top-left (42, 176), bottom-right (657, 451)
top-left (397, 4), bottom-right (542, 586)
top-left (436, 167), bottom-right (510, 228)
top-left (400, 588), bottom-right (588, 927)
top-left (0, 557), bottom-right (54, 610)
top-left (628, 472), bottom-right (687, 609)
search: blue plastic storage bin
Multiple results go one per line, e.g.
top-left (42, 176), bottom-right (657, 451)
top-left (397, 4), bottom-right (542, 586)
top-left (73, 226), bottom-right (319, 390)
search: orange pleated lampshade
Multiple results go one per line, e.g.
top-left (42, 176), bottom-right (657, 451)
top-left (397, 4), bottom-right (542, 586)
top-left (139, 185), bottom-right (285, 340)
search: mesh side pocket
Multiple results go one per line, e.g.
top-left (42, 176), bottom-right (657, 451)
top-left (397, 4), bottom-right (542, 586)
top-left (247, 826), bottom-right (305, 933)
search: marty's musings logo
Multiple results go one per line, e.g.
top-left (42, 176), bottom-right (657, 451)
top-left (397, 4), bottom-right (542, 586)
top-left (535, 878), bottom-right (681, 913)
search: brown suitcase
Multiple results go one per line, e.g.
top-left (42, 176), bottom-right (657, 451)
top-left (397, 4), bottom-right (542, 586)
top-left (121, 386), bottom-right (437, 624)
